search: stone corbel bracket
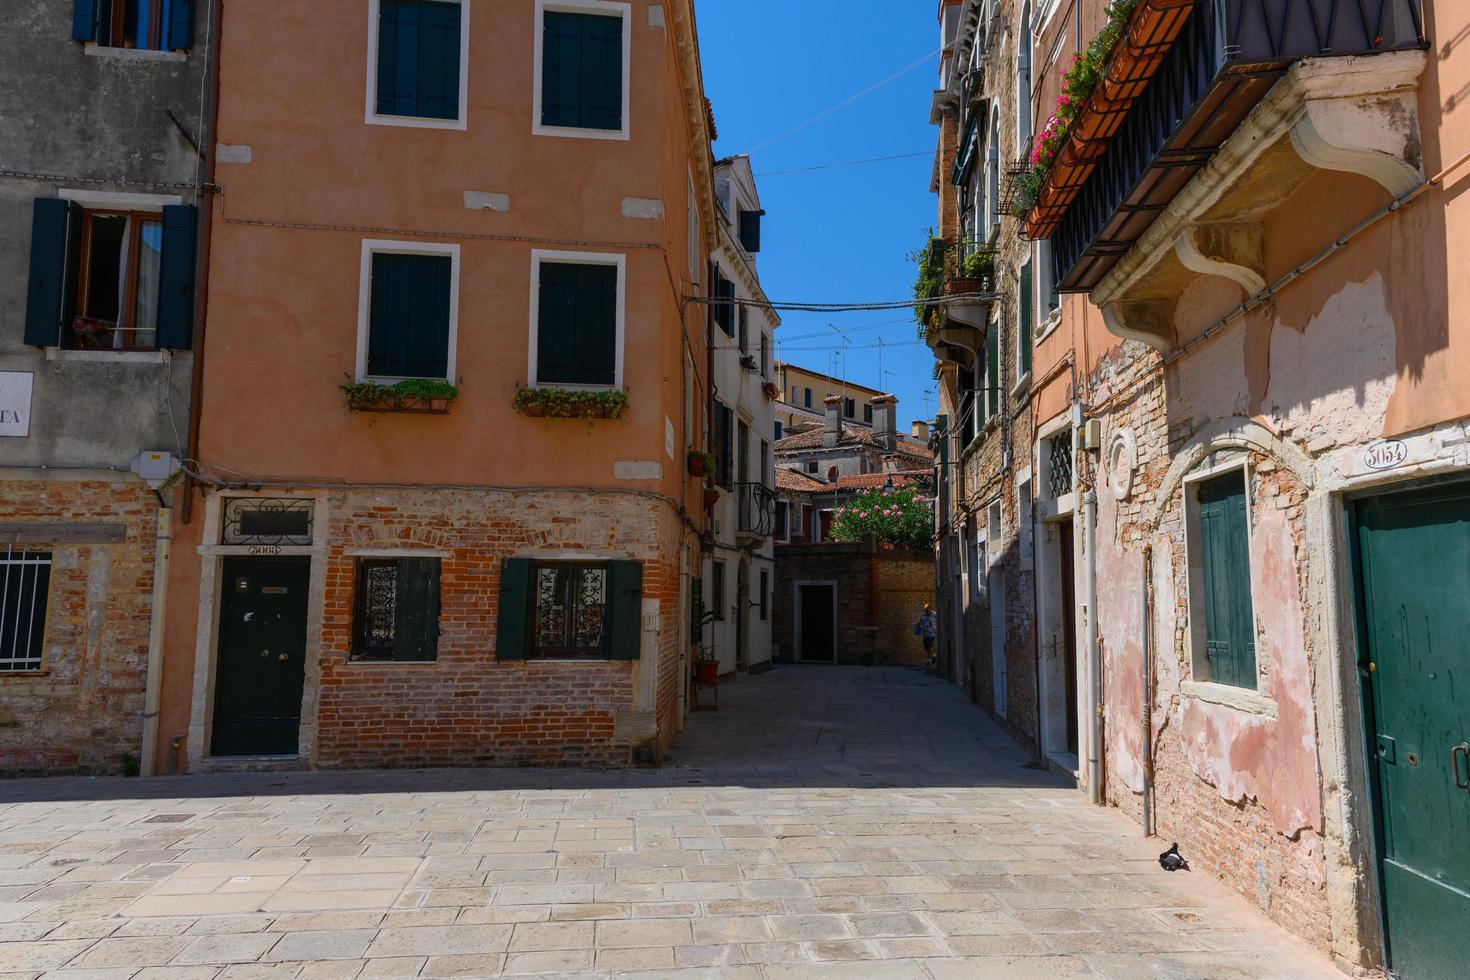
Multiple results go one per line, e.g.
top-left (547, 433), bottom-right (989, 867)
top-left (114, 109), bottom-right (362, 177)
top-left (1093, 50), bottom-right (1427, 354)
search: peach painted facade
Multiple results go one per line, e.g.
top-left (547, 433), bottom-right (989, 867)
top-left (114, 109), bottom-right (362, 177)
top-left (929, 0), bottom-right (1466, 972)
top-left (156, 0), bottom-right (718, 774)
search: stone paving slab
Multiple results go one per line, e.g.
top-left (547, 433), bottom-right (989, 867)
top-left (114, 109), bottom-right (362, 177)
top-left (0, 666), bottom-right (1336, 978)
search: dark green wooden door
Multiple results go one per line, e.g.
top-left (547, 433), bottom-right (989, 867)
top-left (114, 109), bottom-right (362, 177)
top-left (212, 557), bottom-right (310, 756)
top-left (1354, 484), bottom-right (1470, 980)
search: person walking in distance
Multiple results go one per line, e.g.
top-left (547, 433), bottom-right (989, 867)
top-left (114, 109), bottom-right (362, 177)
top-left (915, 603), bottom-right (938, 667)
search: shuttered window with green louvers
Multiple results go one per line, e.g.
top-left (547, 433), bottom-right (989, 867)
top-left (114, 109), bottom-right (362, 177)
top-left (536, 261), bottom-right (618, 386)
top-left (496, 559), bottom-right (642, 660)
top-left (542, 10), bottom-right (624, 131)
top-left (367, 252), bottom-right (452, 379)
top-left (351, 558), bottom-right (441, 662)
top-left (376, 0), bottom-right (462, 121)
top-left (1197, 470), bottom-right (1257, 689)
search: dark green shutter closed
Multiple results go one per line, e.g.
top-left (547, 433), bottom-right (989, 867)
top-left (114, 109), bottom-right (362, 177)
top-left (496, 558), bottom-right (531, 660)
top-left (168, 0), bottom-right (195, 50)
top-left (1019, 260), bottom-right (1033, 377)
top-left (377, 0), bottom-right (460, 120)
top-left (537, 262), bottom-right (616, 386)
top-left (542, 11), bottom-right (622, 131)
top-left (739, 211), bottom-right (762, 253)
top-left (368, 253), bottom-right (451, 378)
top-left (158, 205), bottom-right (197, 349)
top-left (392, 558), bottom-right (440, 662)
top-left (985, 322), bottom-right (998, 420)
top-left (605, 561), bottom-right (643, 660)
top-left (72, 0), bottom-right (97, 42)
top-left (24, 199), bottom-right (78, 348)
top-left (1198, 471), bottom-right (1257, 689)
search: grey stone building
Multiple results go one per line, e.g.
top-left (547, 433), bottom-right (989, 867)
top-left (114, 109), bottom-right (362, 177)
top-left (0, 0), bottom-right (210, 775)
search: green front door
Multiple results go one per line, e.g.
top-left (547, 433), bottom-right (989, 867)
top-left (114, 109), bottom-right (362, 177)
top-left (1354, 483), bottom-right (1470, 980)
top-left (212, 557), bottom-right (310, 757)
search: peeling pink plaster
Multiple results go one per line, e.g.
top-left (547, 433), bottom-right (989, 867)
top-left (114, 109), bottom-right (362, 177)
top-left (1097, 488), bottom-right (1145, 794)
top-left (1150, 534), bottom-right (1182, 746)
top-left (1180, 512), bottom-right (1322, 838)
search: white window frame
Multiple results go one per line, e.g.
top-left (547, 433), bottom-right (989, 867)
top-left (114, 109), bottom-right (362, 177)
top-left (364, 0), bottom-right (471, 131)
top-left (532, 0), bottom-right (633, 142)
top-left (1035, 239), bottom-right (1062, 342)
top-left (1016, 2), bottom-right (1033, 150)
top-left (987, 499), bottom-right (1003, 568)
top-left (1181, 454), bottom-right (1269, 702)
top-left (1014, 257), bottom-right (1033, 395)
top-left (1016, 472), bottom-right (1034, 565)
top-left (355, 239), bottom-right (461, 384)
top-left (527, 248), bottom-right (627, 390)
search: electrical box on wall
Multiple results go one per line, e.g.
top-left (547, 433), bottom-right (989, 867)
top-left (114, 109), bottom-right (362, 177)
top-left (132, 451), bottom-right (180, 489)
top-left (1082, 419), bottom-right (1103, 450)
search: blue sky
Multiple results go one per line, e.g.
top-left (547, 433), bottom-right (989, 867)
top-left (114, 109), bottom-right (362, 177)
top-left (695, 0), bottom-right (942, 429)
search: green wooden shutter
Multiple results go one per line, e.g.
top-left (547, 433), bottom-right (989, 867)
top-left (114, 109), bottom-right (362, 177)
top-left (580, 12), bottom-right (623, 131)
top-left (573, 264), bottom-right (617, 386)
top-left (605, 560), bottom-right (643, 660)
top-left (496, 558), bottom-right (531, 660)
top-left (157, 205), bottom-right (197, 349)
top-left (417, 0), bottom-right (461, 120)
top-left (72, 0), bottom-right (97, 41)
top-left (168, 0), bottom-right (195, 50)
top-left (24, 199), bottom-right (77, 348)
top-left (985, 322), bottom-right (999, 420)
top-left (1198, 471), bottom-right (1257, 689)
top-left (1019, 260), bottom-right (1033, 377)
top-left (376, 0), bottom-right (419, 117)
top-left (536, 261), bottom-right (577, 383)
top-left (392, 558), bottom-right (441, 662)
top-left (739, 211), bottom-right (762, 253)
top-left (368, 254), bottom-right (450, 378)
top-left (542, 11), bottom-right (580, 127)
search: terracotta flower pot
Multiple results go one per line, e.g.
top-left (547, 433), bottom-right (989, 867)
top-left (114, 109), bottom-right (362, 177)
top-left (695, 661), bottom-right (719, 684)
top-left (703, 488), bottom-right (721, 510)
top-left (687, 456), bottom-right (709, 478)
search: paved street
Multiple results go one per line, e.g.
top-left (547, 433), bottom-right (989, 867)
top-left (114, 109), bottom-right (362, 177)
top-left (0, 666), bottom-right (1334, 979)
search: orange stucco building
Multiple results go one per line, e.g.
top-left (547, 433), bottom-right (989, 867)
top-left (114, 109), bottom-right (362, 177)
top-left (155, 0), bottom-right (719, 772)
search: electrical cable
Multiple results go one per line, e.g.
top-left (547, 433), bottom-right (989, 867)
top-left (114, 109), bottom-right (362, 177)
top-left (756, 151), bottom-right (933, 177)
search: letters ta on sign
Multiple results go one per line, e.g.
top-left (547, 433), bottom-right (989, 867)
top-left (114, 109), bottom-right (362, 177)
top-left (0, 372), bottom-right (34, 438)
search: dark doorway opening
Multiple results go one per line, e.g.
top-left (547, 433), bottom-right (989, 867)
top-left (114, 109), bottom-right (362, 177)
top-left (797, 583), bottom-right (835, 663)
top-left (212, 556), bottom-right (310, 757)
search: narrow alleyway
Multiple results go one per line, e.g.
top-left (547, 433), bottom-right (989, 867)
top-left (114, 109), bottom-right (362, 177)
top-left (0, 666), bottom-right (1335, 979)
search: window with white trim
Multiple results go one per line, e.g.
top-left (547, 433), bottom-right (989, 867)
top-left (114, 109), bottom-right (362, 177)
top-left (0, 549), bottom-right (50, 672)
top-left (366, 0), bottom-right (469, 130)
top-left (356, 240), bottom-right (459, 382)
top-left (533, 0), bottom-right (632, 140)
top-left (528, 249), bottom-right (625, 389)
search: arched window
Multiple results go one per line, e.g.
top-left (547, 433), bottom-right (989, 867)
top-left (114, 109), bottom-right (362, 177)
top-left (827, 466), bottom-right (839, 483)
top-left (1017, 3), bottom-right (1033, 152)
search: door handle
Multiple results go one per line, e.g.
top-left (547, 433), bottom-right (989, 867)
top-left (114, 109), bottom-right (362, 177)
top-left (1454, 743), bottom-right (1470, 791)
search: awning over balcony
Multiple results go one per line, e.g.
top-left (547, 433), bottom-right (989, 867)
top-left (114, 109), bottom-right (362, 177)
top-left (1049, 0), bottom-right (1425, 295)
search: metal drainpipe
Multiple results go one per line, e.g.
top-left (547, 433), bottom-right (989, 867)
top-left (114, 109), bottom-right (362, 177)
top-left (1141, 544), bottom-right (1154, 835)
top-left (1084, 488), bottom-right (1102, 805)
top-left (140, 504), bottom-right (172, 777)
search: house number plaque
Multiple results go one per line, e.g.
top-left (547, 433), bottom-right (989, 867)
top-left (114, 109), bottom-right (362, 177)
top-left (1363, 440), bottom-right (1409, 471)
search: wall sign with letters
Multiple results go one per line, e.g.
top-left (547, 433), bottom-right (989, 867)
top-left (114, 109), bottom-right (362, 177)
top-left (0, 373), bottom-right (33, 437)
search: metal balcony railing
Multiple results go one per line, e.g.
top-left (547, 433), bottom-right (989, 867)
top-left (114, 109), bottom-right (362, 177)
top-left (736, 483), bottom-right (777, 538)
top-left (1051, 0), bottom-right (1425, 292)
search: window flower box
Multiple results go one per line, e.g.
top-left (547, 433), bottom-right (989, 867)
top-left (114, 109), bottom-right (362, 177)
top-left (513, 387), bottom-right (629, 420)
top-left (687, 450), bottom-right (714, 478)
top-left (342, 380), bottom-right (458, 414)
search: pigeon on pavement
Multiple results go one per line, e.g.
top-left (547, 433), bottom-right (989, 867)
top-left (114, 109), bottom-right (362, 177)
top-left (1159, 842), bottom-right (1190, 872)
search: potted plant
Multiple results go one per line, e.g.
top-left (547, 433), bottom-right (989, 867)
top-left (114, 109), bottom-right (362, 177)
top-left (341, 379), bottom-right (458, 414)
top-left (513, 387), bottom-right (629, 420)
top-left (702, 484), bottom-right (722, 510)
top-left (693, 647), bottom-right (720, 685)
top-left (946, 249), bottom-right (995, 294)
top-left (687, 450), bottom-right (715, 478)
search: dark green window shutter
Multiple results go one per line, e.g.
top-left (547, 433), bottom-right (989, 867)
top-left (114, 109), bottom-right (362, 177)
top-left (985, 322), bottom-right (999, 420)
top-left (391, 558), bottom-right (440, 662)
top-left (1198, 471), bottom-right (1257, 689)
top-left (496, 559), bottom-right (531, 660)
top-left (168, 0), bottom-right (195, 50)
top-left (158, 205), bottom-right (197, 349)
top-left (739, 211), bottom-right (762, 253)
top-left (368, 253), bottom-right (451, 378)
top-left (1019, 260), bottom-right (1033, 377)
top-left (690, 577), bottom-right (703, 642)
top-left (377, 0), bottom-right (417, 116)
top-left (417, 0), bottom-right (461, 120)
top-left (542, 11), bottom-right (622, 131)
top-left (605, 560), bottom-right (643, 660)
top-left (72, 0), bottom-right (97, 42)
top-left (537, 262), bottom-right (616, 386)
top-left (24, 199), bottom-right (78, 348)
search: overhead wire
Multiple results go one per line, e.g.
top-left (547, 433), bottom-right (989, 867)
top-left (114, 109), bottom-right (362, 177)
top-left (755, 151), bottom-right (933, 177)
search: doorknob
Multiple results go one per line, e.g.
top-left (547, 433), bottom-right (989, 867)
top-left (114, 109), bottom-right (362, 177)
top-left (1453, 743), bottom-right (1470, 791)
top-left (278, 653), bottom-right (289, 662)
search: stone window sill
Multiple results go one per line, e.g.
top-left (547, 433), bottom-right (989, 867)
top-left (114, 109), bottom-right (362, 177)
top-left (84, 45), bottom-right (187, 63)
top-left (46, 349), bottom-right (171, 364)
top-left (1181, 680), bottom-right (1277, 719)
top-left (1010, 371), bottom-right (1032, 400)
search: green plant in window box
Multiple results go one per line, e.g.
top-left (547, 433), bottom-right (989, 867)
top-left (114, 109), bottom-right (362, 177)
top-left (686, 449), bottom-right (715, 478)
top-left (910, 230), bottom-right (949, 335)
top-left (512, 387), bottom-right (629, 420)
top-left (342, 379), bottom-right (459, 414)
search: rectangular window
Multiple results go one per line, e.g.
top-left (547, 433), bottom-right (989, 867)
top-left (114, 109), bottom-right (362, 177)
top-left (712, 402), bottom-right (734, 490)
top-left (536, 1), bottom-right (630, 138)
top-left (1018, 259), bottom-right (1034, 379)
top-left (530, 250), bottom-right (623, 388)
top-left (364, 251), bottom-right (453, 379)
top-left (1192, 469), bottom-right (1257, 689)
top-left (985, 321), bottom-right (1000, 419)
top-left (710, 561), bottom-right (725, 621)
top-left (775, 500), bottom-right (789, 541)
top-left (737, 419), bottom-right (750, 483)
top-left (863, 404), bottom-right (873, 424)
top-left (530, 562), bottom-right (609, 658)
top-left (805, 460), bottom-right (818, 474)
top-left (759, 569), bottom-right (769, 621)
top-left (712, 271), bottom-right (735, 338)
top-left (371, 0), bottom-right (465, 125)
top-left (773, 420), bottom-right (784, 441)
top-left (351, 557), bottom-right (441, 662)
top-left (497, 558), bottom-right (640, 660)
top-left (760, 333), bottom-right (770, 378)
top-left (803, 387), bottom-right (812, 409)
top-left (1017, 479), bottom-right (1033, 561)
top-left (759, 439), bottom-right (769, 486)
top-left (0, 549), bottom-right (50, 672)
top-left (73, 210), bottom-right (162, 351)
top-left (82, 0), bottom-right (187, 52)
top-left (844, 397), bottom-right (855, 418)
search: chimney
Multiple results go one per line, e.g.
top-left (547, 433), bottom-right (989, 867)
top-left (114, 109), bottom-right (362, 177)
top-left (823, 395), bottom-right (842, 449)
top-left (870, 395), bottom-right (898, 451)
top-left (910, 420), bottom-right (930, 441)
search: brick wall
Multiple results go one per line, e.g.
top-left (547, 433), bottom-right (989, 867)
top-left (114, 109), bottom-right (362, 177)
top-left (311, 488), bottom-right (690, 770)
top-left (0, 479), bottom-right (159, 775)
top-left (773, 539), bottom-right (934, 667)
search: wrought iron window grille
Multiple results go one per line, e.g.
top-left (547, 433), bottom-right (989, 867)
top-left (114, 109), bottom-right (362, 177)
top-left (1048, 430), bottom-right (1075, 499)
top-left (221, 498), bottom-right (314, 546)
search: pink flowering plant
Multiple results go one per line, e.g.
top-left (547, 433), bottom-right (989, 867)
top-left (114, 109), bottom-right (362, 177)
top-left (829, 484), bottom-right (933, 553)
top-left (1012, 0), bottom-right (1139, 218)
